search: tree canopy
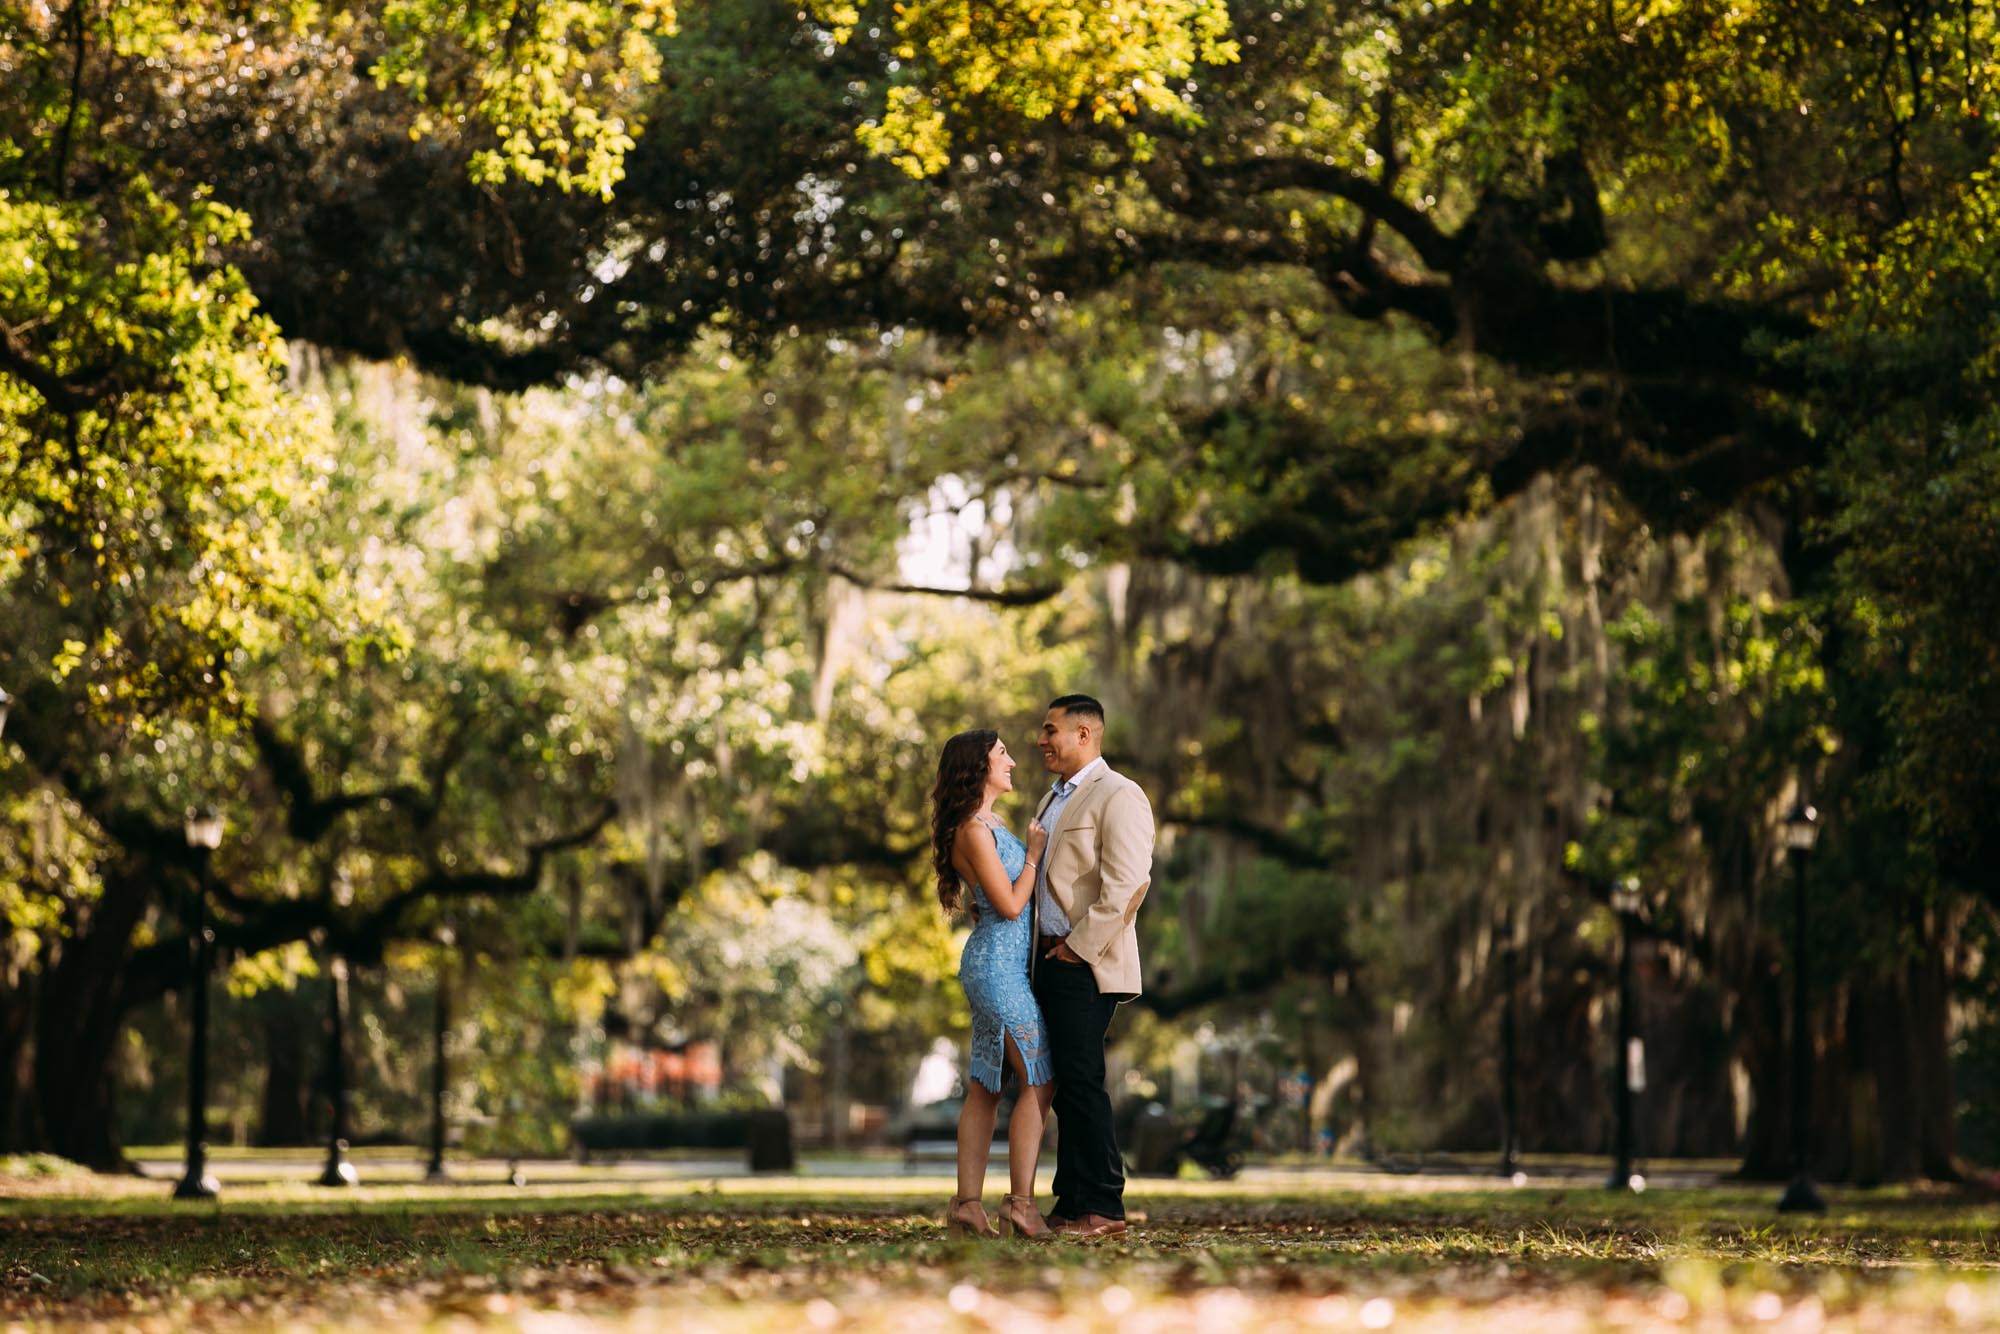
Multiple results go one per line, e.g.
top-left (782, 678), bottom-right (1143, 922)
top-left (4, 0), bottom-right (2000, 1181)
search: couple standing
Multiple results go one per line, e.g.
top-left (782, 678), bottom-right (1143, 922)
top-left (929, 694), bottom-right (1154, 1241)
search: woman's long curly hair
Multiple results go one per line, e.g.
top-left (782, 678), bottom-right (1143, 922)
top-left (929, 728), bottom-right (999, 914)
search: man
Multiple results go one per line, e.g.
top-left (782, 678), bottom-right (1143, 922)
top-left (1030, 693), bottom-right (1154, 1239)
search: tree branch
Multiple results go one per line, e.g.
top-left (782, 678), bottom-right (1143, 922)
top-left (118, 800), bottom-right (622, 1000)
top-left (51, 0), bottom-right (87, 199)
top-left (541, 558), bottom-right (803, 638)
top-left (248, 715), bottom-right (443, 842)
top-left (1197, 156), bottom-right (1463, 273)
top-left (0, 322), bottom-right (112, 415)
top-left (1164, 811), bottom-right (1334, 870)
top-left (1130, 384), bottom-right (1818, 586)
top-left (358, 800), bottom-right (621, 946)
top-left (1141, 930), bottom-right (1356, 1019)
top-left (824, 562), bottom-right (1065, 607)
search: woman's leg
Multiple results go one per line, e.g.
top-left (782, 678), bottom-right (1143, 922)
top-left (956, 1079), bottom-right (1000, 1201)
top-left (1003, 1035), bottom-right (1054, 1199)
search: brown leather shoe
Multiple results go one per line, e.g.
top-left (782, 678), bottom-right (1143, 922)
top-left (1054, 1213), bottom-right (1129, 1239)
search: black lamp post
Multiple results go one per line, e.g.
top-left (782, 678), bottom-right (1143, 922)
top-left (174, 806), bottom-right (224, 1201)
top-left (1607, 876), bottom-right (1642, 1191)
top-left (424, 923), bottom-right (454, 1185)
top-left (1498, 908), bottom-right (1521, 1180)
top-left (317, 870), bottom-right (359, 1187)
top-left (1777, 800), bottom-right (1826, 1213)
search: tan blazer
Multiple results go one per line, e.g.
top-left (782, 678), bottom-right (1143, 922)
top-left (1033, 762), bottom-right (1154, 999)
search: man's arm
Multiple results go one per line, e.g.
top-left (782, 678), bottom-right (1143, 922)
top-left (1064, 783), bottom-right (1155, 964)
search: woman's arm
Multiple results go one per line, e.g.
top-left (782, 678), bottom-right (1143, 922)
top-left (953, 821), bottom-right (1048, 920)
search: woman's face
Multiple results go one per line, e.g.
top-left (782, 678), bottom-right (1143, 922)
top-left (985, 738), bottom-right (1017, 794)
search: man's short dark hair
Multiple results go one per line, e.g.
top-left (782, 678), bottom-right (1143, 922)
top-left (1048, 694), bottom-right (1105, 724)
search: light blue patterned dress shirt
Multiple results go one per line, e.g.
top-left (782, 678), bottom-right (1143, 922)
top-left (1032, 755), bottom-right (1106, 937)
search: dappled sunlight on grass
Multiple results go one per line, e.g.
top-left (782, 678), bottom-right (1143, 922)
top-left (7, 1169), bottom-right (2000, 1329)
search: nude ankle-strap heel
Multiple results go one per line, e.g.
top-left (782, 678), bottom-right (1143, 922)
top-left (944, 1195), bottom-right (995, 1238)
top-left (997, 1194), bottom-right (1054, 1241)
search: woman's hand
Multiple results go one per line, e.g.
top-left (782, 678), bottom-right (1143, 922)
top-left (1025, 819), bottom-right (1049, 861)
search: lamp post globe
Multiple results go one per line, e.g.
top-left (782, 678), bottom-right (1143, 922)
top-left (174, 807), bottom-right (223, 1201)
top-left (1783, 801), bottom-right (1820, 853)
top-left (1777, 800), bottom-right (1826, 1214)
top-left (184, 807), bottom-right (223, 851)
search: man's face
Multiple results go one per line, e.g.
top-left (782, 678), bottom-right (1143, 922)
top-left (1037, 708), bottom-right (1090, 777)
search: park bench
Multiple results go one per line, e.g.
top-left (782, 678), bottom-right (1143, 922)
top-left (1125, 1098), bottom-right (1243, 1178)
top-left (899, 1098), bottom-right (1022, 1168)
top-left (569, 1109), bottom-right (795, 1172)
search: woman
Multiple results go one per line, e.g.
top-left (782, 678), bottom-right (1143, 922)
top-left (930, 728), bottom-right (1054, 1239)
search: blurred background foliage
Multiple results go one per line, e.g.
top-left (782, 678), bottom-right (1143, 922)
top-left (3, 0), bottom-right (1999, 1182)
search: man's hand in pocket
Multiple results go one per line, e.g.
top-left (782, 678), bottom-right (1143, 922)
top-left (1044, 938), bottom-right (1084, 964)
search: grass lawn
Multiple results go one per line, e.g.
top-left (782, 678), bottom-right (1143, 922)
top-left (5, 1164), bottom-right (1999, 1330)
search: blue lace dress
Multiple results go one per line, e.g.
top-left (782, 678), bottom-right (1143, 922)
top-left (957, 820), bottom-right (1054, 1094)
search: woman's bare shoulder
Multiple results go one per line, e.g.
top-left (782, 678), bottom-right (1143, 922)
top-left (953, 818), bottom-right (1000, 851)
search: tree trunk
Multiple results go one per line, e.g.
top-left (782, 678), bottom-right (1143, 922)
top-left (1632, 949), bottom-right (1739, 1157)
top-left (0, 971), bottom-right (39, 1151)
top-left (1521, 958), bottom-right (1606, 1154)
top-left (1740, 933), bottom-right (1958, 1184)
top-left (1831, 931), bottom-right (1959, 1183)
top-left (1734, 945), bottom-right (1791, 1181)
top-left (255, 993), bottom-right (313, 1146)
top-left (1908, 923), bottom-right (1962, 1180)
top-left (30, 865), bottom-right (150, 1171)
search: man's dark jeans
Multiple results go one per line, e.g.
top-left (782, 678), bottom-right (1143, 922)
top-left (1034, 956), bottom-right (1125, 1220)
